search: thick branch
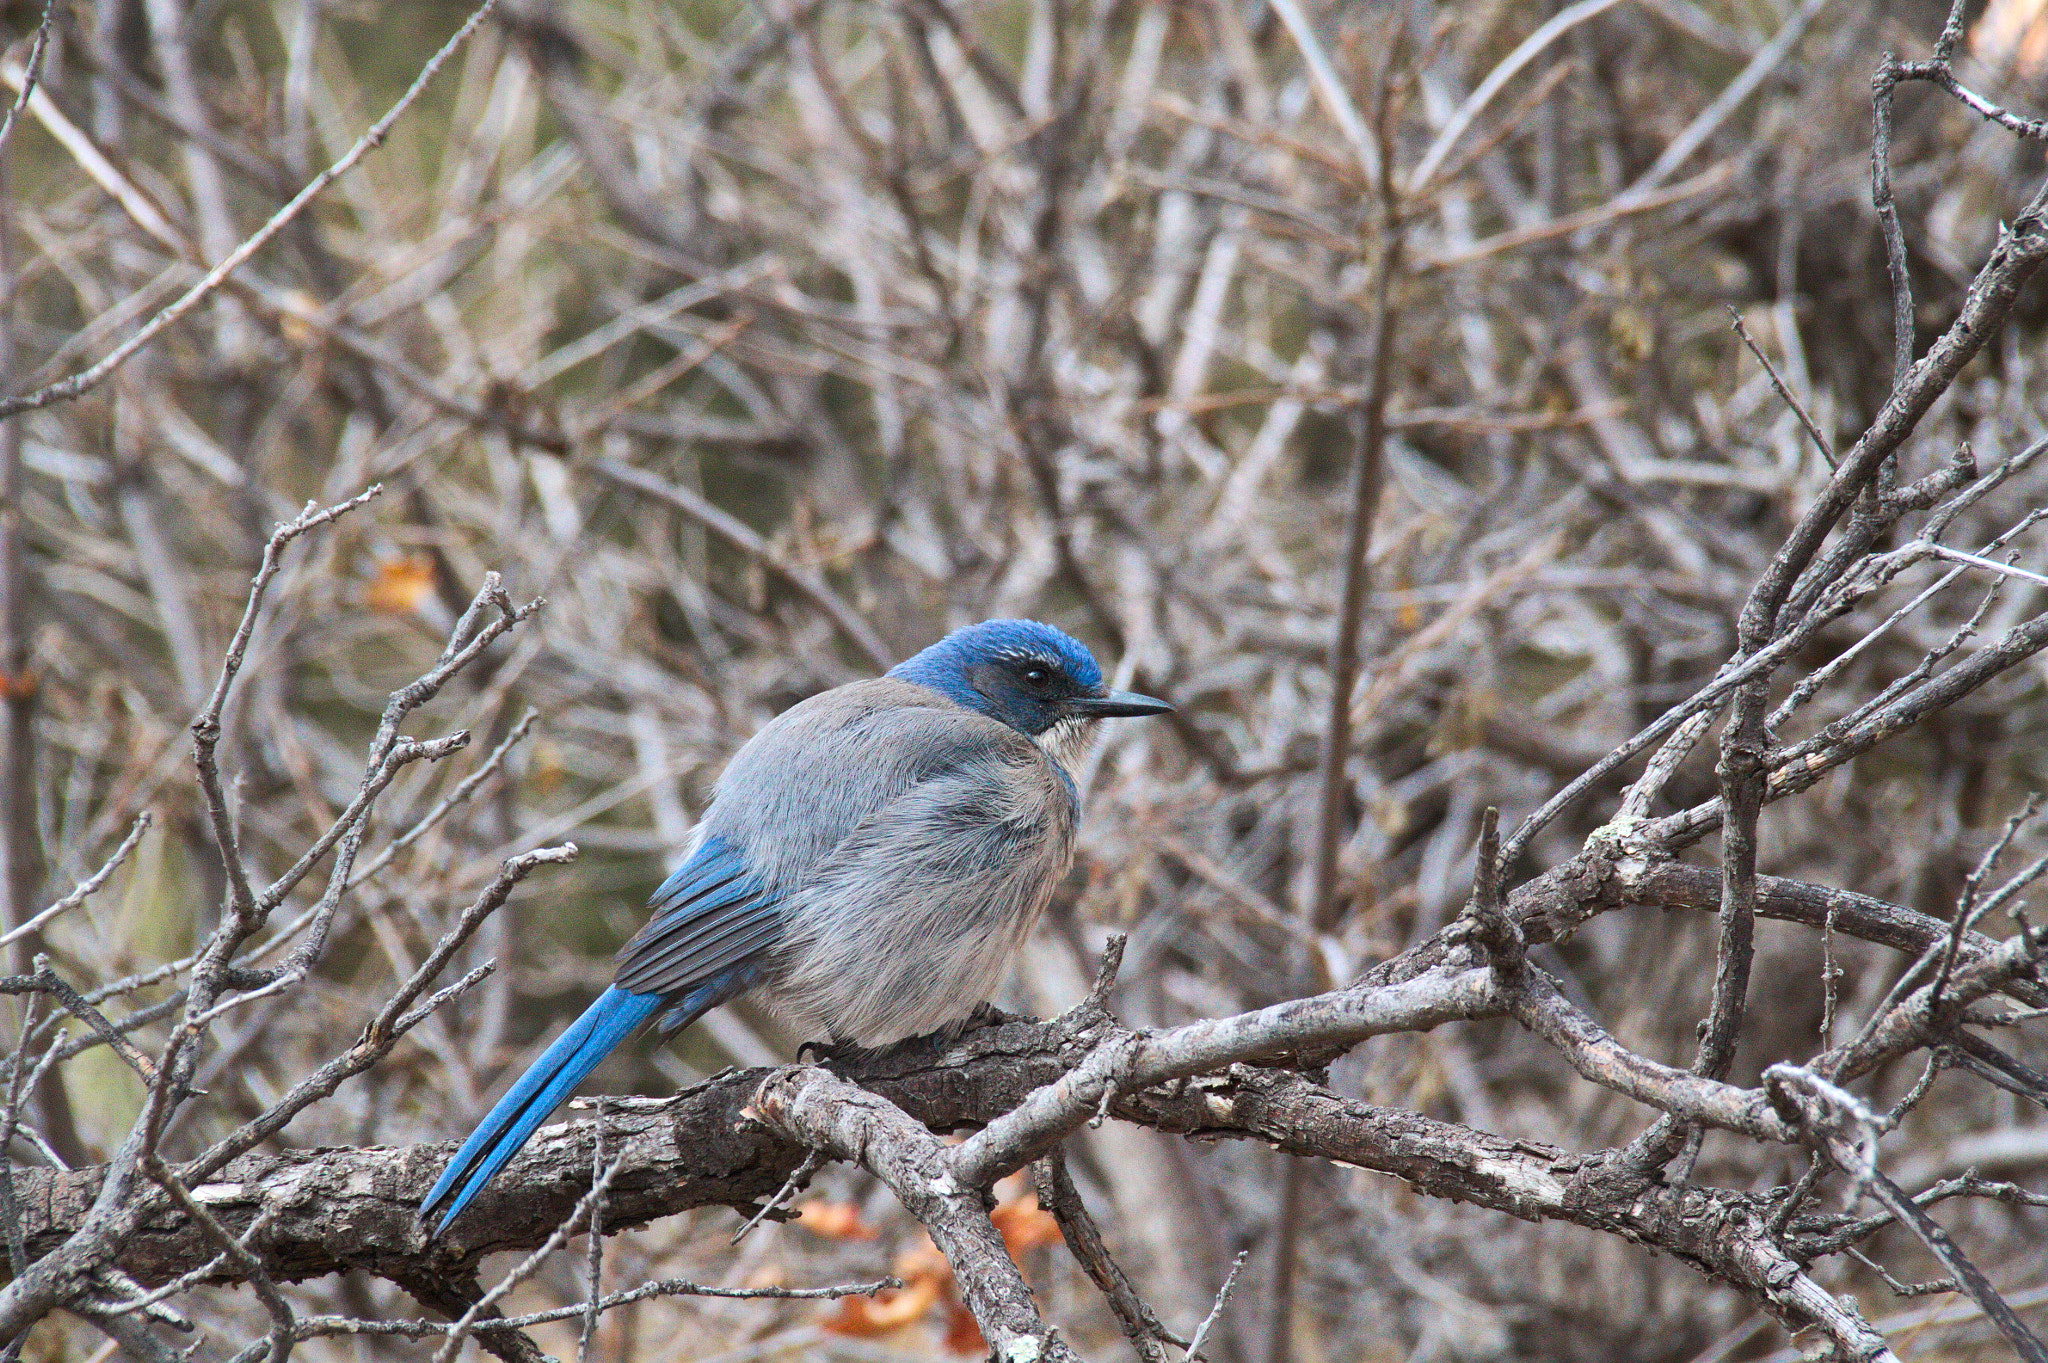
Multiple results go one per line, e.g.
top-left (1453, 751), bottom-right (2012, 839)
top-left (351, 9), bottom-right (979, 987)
top-left (753, 1066), bottom-right (1082, 1363)
top-left (11, 1016), bottom-right (1901, 1356)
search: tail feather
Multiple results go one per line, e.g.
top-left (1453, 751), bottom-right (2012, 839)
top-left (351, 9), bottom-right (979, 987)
top-left (420, 986), bottom-right (663, 1235)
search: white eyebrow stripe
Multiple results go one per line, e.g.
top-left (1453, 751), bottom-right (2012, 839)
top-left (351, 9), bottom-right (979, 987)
top-left (992, 648), bottom-right (1060, 669)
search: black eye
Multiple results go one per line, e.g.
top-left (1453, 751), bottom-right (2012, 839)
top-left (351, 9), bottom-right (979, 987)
top-left (1022, 666), bottom-right (1052, 688)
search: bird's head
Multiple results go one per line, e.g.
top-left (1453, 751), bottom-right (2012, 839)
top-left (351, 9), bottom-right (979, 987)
top-left (888, 619), bottom-right (1171, 744)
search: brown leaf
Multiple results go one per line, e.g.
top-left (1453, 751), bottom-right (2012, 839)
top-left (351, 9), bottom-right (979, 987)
top-left (820, 1275), bottom-right (940, 1337)
top-left (892, 1235), bottom-right (953, 1286)
top-left (364, 556), bottom-right (435, 614)
top-left (941, 1301), bottom-right (987, 1355)
top-left (795, 1199), bottom-right (879, 1241)
top-left (991, 1190), bottom-right (1062, 1255)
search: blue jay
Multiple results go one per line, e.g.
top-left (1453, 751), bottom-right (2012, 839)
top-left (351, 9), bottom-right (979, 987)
top-left (420, 619), bottom-right (1168, 1233)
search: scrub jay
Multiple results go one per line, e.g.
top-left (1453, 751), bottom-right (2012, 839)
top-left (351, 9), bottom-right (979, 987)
top-left (420, 618), bottom-right (1169, 1233)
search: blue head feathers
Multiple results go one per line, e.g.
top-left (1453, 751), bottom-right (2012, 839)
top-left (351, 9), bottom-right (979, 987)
top-left (887, 619), bottom-right (1170, 736)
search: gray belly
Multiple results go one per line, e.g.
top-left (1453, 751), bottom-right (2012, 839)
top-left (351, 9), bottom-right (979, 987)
top-left (766, 907), bottom-right (1037, 1045)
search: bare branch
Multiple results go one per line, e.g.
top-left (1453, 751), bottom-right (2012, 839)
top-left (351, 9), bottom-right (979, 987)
top-left (0, 0), bottom-right (502, 419)
top-left (0, 0), bottom-right (54, 165)
top-left (0, 813), bottom-right (151, 951)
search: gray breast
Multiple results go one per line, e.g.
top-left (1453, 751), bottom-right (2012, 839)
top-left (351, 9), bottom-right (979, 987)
top-left (726, 695), bottom-right (1078, 1045)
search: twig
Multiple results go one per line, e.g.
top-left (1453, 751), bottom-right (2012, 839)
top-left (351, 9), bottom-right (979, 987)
top-left (0, 0), bottom-right (54, 165)
top-left (1086, 932), bottom-right (1126, 1012)
top-left (753, 1065), bottom-right (1085, 1363)
top-left (143, 1156), bottom-right (294, 1363)
top-left (90, 1213), bottom-right (276, 1317)
top-left (1919, 542), bottom-right (2048, 591)
top-left (257, 731), bottom-right (473, 927)
top-left (0, 963), bottom-right (157, 1081)
top-left (577, 1099), bottom-right (609, 1363)
top-left (1266, 0), bottom-right (1380, 183)
top-left (190, 486), bottom-right (386, 937)
top-left (270, 579), bottom-right (542, 975)
top-left (1418, 163), bottom-right (1734, 270)
top-left (1503, 615), bottom-right (1832, 869)
top-left (344, 709), bottom-right (540, 891)
top-left (1034, 1149), bottom-right (1180, 1363)
top-left (1933, 799), bottom-right (2039, 1008)
top-left (1459, 806), bottom-right (1519, 972)
top-left (1862, 1168), bottom-right (2048, 1362)
top-left (1185, 1249), bottom-right (1249, 1361)
top-left (434, 1156), bottom-right (625, 1363)
top-left (1821, 898), bottom-right (1841, 1045)
top-left (179, 844), bottom-right (576, 1180)
top-left (1767, 1154), bottom-right (1829, 1238)
top-left (1872, 44), bottom-right (1921, 394)
top-left (0, 0), bottom-right (501, 418)
top-left (1616, 705), bottom-right (1722, 821)
top-left (1307, 82), bottom-right (1404, 934)
top-left (1845, 1246), bottom-right (1953, 1299)
top-left (949, 963), bottom-right (1504, 1186)
top-left (1625, 0), bottom-right (1828, 195)
top-left (282, 1277), bottom-right (897, 1340)
top-left (1515, 972), bottom-right (1796, 1144)
top-left (0, 813), bottom-right (152, 949)
top-left (589, 458), bottom-right (893, 671)
top-left (1889, 0), bottom-right (2048, 143)
top-left (1680, 638), bottom-right (1775, 1171)
top-left (0, 998), bottom-right (55, 1279)
top-left (1884, 1049), bottom-right (1949, 1129)
top-left (1407, 0), bottom-right (1626, 189)
top-left (729, 1149), bottom-right (823, 1245)
top-left (1798, 1172), bottom-right (2048, 1256)
top-left (1727, 307), bottom-right (1834, 468)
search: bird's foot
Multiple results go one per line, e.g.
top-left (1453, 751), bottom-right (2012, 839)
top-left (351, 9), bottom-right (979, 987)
top-left (795, 1004), bottom-right (1027, 1072)
top-left (797, 1037), bottom-right (868, 1066)
top-left (960, 1000), bottom-right (1022, 1033)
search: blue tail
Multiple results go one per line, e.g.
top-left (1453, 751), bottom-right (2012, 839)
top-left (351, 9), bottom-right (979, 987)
top-left (420, 986), bottom-right (664, 1235)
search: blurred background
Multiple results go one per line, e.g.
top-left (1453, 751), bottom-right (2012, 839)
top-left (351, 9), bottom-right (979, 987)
top-left (4, 0), bottom-right (2048, 1356)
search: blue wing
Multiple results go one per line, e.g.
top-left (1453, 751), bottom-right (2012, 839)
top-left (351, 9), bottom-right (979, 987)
top-left (419, 835), bottom-right (778, 1234)
top-left (613, 836), bottom-right (783, 1018)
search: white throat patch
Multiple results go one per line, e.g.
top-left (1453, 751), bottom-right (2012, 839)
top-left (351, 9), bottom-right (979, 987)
top-left (1035, 715), bottom-right (1096, 770)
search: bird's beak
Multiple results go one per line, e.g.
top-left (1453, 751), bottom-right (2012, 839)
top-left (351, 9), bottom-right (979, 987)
top-left (1070, 689), bottom-right (1173, 718)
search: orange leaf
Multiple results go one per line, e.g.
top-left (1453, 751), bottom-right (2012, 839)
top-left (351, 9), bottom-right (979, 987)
top-left (941, 1301), bottom-right (987, 1355)
top-left (893, 1236), bottom-right (954, 1286)
top-left (365, 556), bottom-right (435, 614)
top-left (794, 1199), bottom-right (879, 1241)
top-left (820, 1275), bottom-right (941, 1337)
top-left (530, 741), bottom-right (564, 795)
top-left (992, 1192), bottom-right (1062, 1255)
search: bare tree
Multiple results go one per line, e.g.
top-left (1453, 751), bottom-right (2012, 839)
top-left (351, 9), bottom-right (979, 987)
top-left (2, 0), bottom-right (2048, 1358)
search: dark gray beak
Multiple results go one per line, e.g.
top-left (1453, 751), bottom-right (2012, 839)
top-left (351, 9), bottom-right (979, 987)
top-left (1070, 689), bottom-right (1173, 718)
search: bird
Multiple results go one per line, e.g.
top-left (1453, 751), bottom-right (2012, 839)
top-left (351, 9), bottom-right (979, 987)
top-left (419, 618), bottom-right (1170, 1234)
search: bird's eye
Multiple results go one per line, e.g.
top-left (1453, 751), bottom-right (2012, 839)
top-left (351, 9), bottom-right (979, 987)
top-left (1022, 666), bottom-right (1052, 688)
